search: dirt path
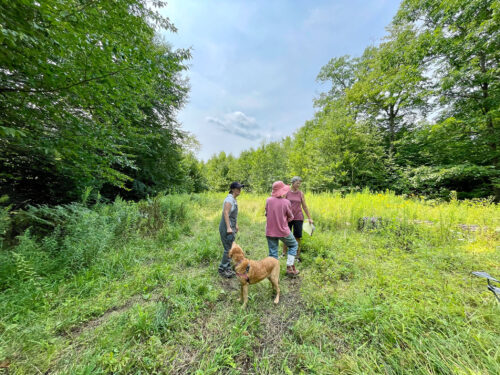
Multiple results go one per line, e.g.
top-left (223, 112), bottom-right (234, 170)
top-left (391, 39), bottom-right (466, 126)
top-left (253, 276), bottom-right (305, 358)
top-left (165, 274), bottom-right (308, 374)
top-left (45, 209), bottom-right (312, 374)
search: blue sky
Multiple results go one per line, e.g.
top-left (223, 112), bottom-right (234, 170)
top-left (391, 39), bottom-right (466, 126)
top-left (160, 0), bottom-right (402, 160)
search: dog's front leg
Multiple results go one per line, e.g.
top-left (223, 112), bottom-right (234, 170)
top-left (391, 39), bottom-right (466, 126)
top-left (239, 283), bottom-right (244, 303)
top-left (241, 283), bottom-right (249, 309)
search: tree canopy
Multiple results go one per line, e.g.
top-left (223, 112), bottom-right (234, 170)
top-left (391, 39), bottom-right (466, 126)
top-left (1, 0), bottom-right (194, 205)
top-left (202, 0), bottom-right (499, 200)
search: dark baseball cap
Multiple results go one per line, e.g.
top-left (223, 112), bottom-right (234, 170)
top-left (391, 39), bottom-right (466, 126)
top-left (229, 182), bottom-right (245, 190)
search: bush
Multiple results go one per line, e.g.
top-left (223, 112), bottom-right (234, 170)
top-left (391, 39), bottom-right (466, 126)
top-left (401, 164), bottom-right (498, 199)
top-left (0, 193), bottom-right (191, 289)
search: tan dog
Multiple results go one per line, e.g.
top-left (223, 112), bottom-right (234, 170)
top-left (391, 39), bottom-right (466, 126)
top-left (228, 242), bottom-right (280, 308)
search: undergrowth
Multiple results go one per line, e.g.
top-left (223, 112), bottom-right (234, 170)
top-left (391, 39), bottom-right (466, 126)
top-left (0, 191), bottom-right (498, 374)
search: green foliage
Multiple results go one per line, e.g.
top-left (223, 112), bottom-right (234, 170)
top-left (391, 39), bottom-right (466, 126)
top-left (0, 192), bottom-right (498, 373)
top-left (300, 191), bottom-right (499, 374)
top-left (402, 164), bottom-right (499, 199)
top-left (315, 55), bottom-right (360, 108)
top-left (395, 0), bottom-right (500, 199)
top-left (0, 0), bottom-right (193, 206)
top-left (0, 195), bottom-right (10, 247)
top-left (290, 106), bottom-right (387, 191)
top-left (11, 248), bottom-right (43, 289)
top-left (200, 0), bottom-right (499, 201)
top-left (202, 138), bottom-right (295, 193)
top-left (179, 152), bottom-right (209, 193)
top-left (347, 27), bottom-right (429, 153)
top-left (0, 194), bottom-right (190, 291)
top-left (203, 151), bottom-right (237, 192)
top-left (137, 193), bottom-right (188, 236)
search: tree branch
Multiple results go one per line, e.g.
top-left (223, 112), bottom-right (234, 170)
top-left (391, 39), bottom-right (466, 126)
top-left (0, 68), bottom-right (129, 94)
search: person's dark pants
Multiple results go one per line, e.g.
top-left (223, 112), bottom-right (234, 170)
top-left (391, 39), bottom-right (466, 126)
top-left (288, 220), bottom-right (303, 239)
top-left (219, 230), bottom-right (235, 272)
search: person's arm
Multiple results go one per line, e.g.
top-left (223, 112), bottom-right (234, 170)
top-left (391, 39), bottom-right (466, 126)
top-left (286, 201), bottom-right (294, 222)
top-left (223, 202), bottom-right (233, 234)
top-left (301, 192), bottom-right (313, 224)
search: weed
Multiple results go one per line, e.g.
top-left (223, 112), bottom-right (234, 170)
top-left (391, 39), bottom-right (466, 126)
top-left (0, 191), bottom-right (498, 374)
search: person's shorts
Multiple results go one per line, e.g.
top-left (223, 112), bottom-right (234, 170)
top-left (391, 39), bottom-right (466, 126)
top-left (288, 220), bottom-right (303, 238)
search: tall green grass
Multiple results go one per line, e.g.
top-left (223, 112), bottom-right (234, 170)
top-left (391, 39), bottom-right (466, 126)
top-left (0, 191), bottom-right (498, 374)
top-left (296, 190), bottom-right (500, 374)
top-left (0, 193), bottom-right (196, 372)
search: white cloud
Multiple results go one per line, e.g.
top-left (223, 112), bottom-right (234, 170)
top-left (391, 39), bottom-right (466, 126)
top-left (206, 111), bottom-right (263, 140)
top-left (163, 0), bottom-right (402, 160)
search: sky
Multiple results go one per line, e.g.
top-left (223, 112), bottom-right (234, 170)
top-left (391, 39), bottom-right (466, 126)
top-left (160, 0), bottom-right (402, 160)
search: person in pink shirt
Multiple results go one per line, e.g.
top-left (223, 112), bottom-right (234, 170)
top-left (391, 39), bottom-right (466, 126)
top-left (282, 176), bottom-right (313, 261)
top-left (265, 181), bottom-right (299, 276)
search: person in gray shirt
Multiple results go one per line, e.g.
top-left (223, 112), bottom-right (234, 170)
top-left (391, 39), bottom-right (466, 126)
top-left (219, 182), bottom-right (245, 278)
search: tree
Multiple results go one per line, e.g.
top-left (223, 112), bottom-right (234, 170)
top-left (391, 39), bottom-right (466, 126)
top-left (290, 105), bottom-right (387, 191)
top-left (346, 27), bottom-right (429, 155)
top-left (315, 55), bottom-right (360, 111)
top-left (198, 0), bottom-right (499, 200)
top-left (203, 152), bottom-right (236, 192)
top-left (395, 0), bottom-right (500, 199)
top-left (0, 0), bottom-right (190, 205)
top-left (247, 141), bottom-right (291, 193)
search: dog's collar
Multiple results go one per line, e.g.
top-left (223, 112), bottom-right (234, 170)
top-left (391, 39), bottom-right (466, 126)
top-left (235, 263), bottom-right (250, 283)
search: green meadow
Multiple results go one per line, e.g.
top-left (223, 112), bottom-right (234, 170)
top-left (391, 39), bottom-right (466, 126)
top-left (0, 191), bottom-right (499, 374)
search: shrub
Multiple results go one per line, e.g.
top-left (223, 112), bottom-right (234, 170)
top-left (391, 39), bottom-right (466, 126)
top-left (402, 164), bottom-right (498, 199)
top-left (0, 193), bottom-right (191, 289)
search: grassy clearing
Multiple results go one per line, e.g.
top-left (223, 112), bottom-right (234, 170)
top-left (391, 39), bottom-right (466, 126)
top-left (0, 191), bottom-right (499, 374)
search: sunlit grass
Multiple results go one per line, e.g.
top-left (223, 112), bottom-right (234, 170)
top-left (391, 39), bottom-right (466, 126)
top-left (0, 191), bottom-right (498, 374)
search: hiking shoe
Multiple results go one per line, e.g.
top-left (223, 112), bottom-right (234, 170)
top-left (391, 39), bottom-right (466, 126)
top-left (286, 265), bottom-right (299, 277)
top-left (219, 269), bottom-right (235, 278)
top-left (292, 265), bottom-right (300, 275)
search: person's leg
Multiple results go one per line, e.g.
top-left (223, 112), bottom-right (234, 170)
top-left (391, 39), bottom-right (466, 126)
top-left (282, 221), bottom-right (293, 257)
top-left (282, 232), bottom-right (298, 256)
top-left (267, 236), bottom-right (280, 259)
top-left (296, 238), bottom-right (301, 260)
top-left (294, 221), bottom-right (303, 260)
top-left (281, 232), bottom-right (299, 275)
top-left (219, 232), bottom-right (235, 275)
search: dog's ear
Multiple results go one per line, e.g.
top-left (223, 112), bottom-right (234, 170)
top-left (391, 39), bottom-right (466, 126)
top-left (241, 258), bottom-right (249, 268)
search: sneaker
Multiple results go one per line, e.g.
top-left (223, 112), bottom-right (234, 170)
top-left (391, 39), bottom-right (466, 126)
top-left (292, 265), bottom-right (300, 275)
top-left (219, 269), bottom-right (235, 278)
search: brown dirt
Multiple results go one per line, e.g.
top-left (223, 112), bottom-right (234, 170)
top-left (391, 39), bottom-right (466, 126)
top-left (252, 276), bottom-right (306, 358)
top-left (167, 274), bottom-right (308, 375)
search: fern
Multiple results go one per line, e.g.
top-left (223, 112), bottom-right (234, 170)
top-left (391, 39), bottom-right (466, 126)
top-left (11, 252), bottom-right (43, 289)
